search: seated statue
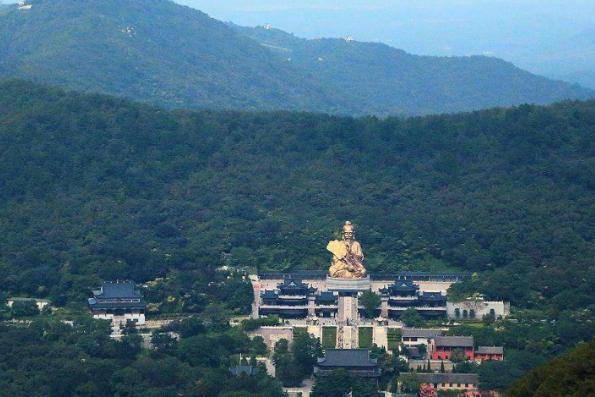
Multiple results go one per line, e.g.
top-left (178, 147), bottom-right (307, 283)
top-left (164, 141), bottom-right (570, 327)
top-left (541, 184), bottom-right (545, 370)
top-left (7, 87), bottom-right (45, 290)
top-left (327, 221), bottom-right (367, 279)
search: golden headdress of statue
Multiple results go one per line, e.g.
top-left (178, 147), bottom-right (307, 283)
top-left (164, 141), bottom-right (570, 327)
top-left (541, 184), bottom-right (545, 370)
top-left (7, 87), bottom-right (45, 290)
top-left (343, 221), bottom-right (354, 235)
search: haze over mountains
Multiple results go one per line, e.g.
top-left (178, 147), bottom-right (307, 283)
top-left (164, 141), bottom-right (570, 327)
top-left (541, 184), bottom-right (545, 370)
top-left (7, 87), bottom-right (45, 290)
top-left (182, 0), bottom-right (595, 90)
top-left (0, 0), bottom-right (592, 116)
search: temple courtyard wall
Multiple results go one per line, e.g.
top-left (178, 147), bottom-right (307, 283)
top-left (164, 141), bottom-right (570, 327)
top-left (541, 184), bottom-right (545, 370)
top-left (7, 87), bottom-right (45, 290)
top-left (254, 277), bottom-right (455, 295)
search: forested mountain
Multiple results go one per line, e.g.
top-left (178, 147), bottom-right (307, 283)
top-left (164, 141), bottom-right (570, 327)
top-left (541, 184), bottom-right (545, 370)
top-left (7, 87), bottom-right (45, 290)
top-left (0, 0), bottom-right (348, 113)
top-left (0, 0), bottom-right (592, 116)
top-left (0, 80), bottom-right (593, 318)
top-left (506, 340), bottom-right (594, 397)
top-left (231, 23), bottom-right (595, 116)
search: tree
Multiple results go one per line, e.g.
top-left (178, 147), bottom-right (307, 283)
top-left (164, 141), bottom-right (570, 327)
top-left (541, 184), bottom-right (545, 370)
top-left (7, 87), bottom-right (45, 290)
top-left (10, 300), bottom-right (39, 317)
top-left (200, 303), bottom-right (230, 331)
top-left (360, 290), bottom-right (381, 319)
top-left (400, 308), bottom-right (424, 327)
top-left (151, 331), bottom-right (177, 354)
top-left (249, 336), bottom-right (267, 356)
top-left (400, 372), bottom-right (420, 393)
top-left (273, 339), bottom-right (302, 387)
top-left (292, 331), bottom-right (322, 378)
top-left (272, 333), bottom-right (321, 387)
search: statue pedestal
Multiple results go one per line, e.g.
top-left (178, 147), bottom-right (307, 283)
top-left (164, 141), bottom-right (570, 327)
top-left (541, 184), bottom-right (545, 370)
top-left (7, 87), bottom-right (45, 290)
top-left (326, 275), bottom-right (371, 292)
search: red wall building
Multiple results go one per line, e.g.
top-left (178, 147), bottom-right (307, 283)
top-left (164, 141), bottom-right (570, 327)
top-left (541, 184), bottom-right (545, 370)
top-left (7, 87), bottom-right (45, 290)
top-left (430, 336), bottom-right (475, 360)
top-left (475, 346), bottom-right (504, 362)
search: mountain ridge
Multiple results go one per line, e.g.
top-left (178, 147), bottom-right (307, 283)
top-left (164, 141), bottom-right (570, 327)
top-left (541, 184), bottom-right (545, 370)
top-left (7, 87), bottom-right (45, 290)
top-left (0, 0), bottom-right (592, 116)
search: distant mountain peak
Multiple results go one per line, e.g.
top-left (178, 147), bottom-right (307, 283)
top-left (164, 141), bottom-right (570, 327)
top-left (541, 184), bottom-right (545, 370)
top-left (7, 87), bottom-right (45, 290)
top-left (0, 0), bottom-right (592, 115)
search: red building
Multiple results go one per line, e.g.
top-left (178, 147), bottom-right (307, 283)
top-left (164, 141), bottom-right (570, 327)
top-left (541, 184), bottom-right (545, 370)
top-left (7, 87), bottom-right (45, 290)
top-left (475, 346), bottom-right (504, 362)
top-left (430, 336), bottom-right (474, 360)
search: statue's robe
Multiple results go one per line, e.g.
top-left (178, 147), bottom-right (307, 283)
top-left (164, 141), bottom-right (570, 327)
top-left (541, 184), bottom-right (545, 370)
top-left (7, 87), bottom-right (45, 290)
top-left (327, 239), bottom-right (366, 278)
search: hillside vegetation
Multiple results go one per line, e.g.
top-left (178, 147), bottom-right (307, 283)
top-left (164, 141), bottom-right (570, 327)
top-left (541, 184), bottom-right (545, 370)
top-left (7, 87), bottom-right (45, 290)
top-left (0, 0), bottom-right (592, 116)
top-left (0, 80), bottom-right (593, 315)
top-left (506, 340), bottom-right (595, 397)
top-left (232, 23), bottom-right (595, 115)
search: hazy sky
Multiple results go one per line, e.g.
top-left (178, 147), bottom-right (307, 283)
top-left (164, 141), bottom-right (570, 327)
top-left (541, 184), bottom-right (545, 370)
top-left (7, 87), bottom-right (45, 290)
top-left (175, 0), bottom-right (595, 78)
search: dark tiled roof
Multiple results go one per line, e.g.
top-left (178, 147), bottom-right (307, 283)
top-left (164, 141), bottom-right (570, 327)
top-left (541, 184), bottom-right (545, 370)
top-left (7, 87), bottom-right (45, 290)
top-left (94, 281), bottom-right (141, 299)
top-left (281, 277), bottom-right (305, 287)
top-left (278, 276), bottom-right (315, 294)
top-left (89, 281), bottom-right (146, 310)
top-left (316, 292), bottom-right (337, 303)
top-left (381, 280), bottom-right (419, 296)
top-left (476, 346), bottom-right (504, 354)
top-left (419, 292), bottom-right (446, 301)
top-left (259, 271), bottom-right (327, 280)
top-left (88, 298), bottom-right (146, 310)
top-left (317, 349), bottom-right (378, 368)
top-left (415, 373), bottom-right (479, 384)
top-left (259, 272), bottom-right (469, 282)
top-left (371, 272), bottom-right (469, 281)
top-left (402, 328), bottom-right (444, 338)
top-left (391, 281), bottom-right (418, 291)
top-left (434, 336), bottom-right (474, 347)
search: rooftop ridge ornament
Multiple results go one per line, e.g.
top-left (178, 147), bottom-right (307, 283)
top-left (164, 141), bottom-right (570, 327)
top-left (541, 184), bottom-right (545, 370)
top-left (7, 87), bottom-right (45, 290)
top-left (327, 221), bottom-right (367, 279)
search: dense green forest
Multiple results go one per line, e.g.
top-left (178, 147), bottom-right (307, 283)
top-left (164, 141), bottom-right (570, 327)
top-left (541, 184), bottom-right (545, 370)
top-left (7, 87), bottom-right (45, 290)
top-left (0, 80), bottom-right (593, 315)
top-left (0, 316), bottom-right (283, 397)
top-left (0, 80), bottom-right (593, 394)
top-left (506, 340), bottom-right (594, 397)
top-left (0, 0), bottom-right (592, 116)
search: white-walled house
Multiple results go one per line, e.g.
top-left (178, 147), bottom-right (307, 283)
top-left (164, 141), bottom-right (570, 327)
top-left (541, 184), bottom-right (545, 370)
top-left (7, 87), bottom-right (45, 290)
top-left (447, 296), bottom-right (509, 320)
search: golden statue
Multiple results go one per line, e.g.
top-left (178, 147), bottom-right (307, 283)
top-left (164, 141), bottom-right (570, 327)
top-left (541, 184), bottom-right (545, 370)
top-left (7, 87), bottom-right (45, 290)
top-left (327, 221), bottom-right (367, 279)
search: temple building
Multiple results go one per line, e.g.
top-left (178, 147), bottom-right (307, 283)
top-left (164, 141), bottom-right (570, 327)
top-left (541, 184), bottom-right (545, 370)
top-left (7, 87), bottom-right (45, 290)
top-left (253, 222), bottom-right (464, 321)
top-left (475, 346), bottom-right (504, 362)
top-left (429, 336), bottom-right (475, 361)
top-left (314, 349), bottom-right (381, 378)
top-left (88, 280), bottom-right (146, 325)
top-left (258, 276), bottom-right (336, 318)
top-left (414, 373), bottom-right (480, 395)
top-left (255, 275), bottom-right (451, 320)
top-left (447, 295), bottom-right (510, 320)
top-left (401, 328), bottom-right (444, 348)
top-left (379, 280), bottom-right (447, 319)
top-left (250, 221), bottom-right (479, 352)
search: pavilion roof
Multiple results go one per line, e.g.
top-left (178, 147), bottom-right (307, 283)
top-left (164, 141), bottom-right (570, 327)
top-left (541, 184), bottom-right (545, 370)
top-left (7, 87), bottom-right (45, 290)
top-left (476, 346), bottom-right (504, 354)
top-left (317, 349), bottom-right (378, 368)
top-left (434, 336), bottom-right (474, 347)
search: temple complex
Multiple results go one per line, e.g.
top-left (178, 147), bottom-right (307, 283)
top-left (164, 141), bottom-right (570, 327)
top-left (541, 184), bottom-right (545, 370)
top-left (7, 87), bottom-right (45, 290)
top-left (253, 221), bottom-right (461, 320)
top-left (250, 221), bottom-right (471, 352)
top-left (88, 280), bottom-right (146, 325)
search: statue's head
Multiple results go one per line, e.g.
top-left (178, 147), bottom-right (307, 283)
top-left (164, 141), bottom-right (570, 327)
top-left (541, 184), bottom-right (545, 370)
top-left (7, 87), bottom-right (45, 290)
top-left (342, 221), bottom-right (355, 240)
